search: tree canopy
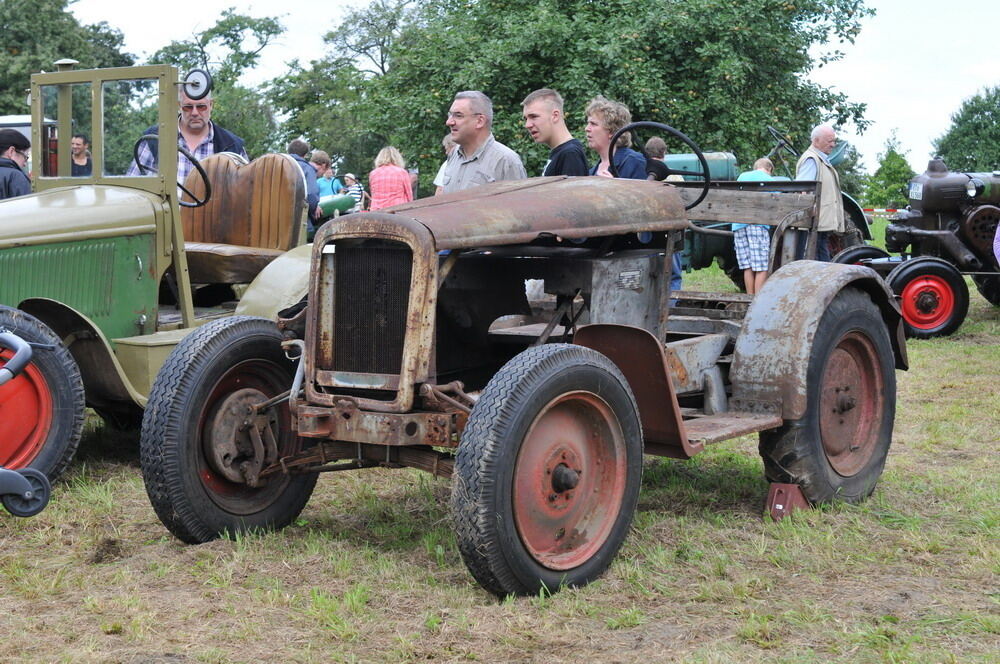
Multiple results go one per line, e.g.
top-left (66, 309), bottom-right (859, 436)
top-left (864, 133), bottom-right (914, 209)
top-left (149, 10), bottom-right (284, 157)
top-left (274, 0), bottom-right (873, 186)
top-left (933, 85), bottom-right (1000, 172)
top-left (0, 0), bottom-right (133, 114)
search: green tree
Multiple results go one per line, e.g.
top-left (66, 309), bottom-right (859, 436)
top-left (277, 0), bottom-right (873, 192)
top-left (865, 133), bottom-right (915, 209)
top-left (0, 0), bottom-right (133, 114)
top-left (149, 9), bottom-right (284, 157)
top-left (933, 85), bottom-right (1000, 171)
top-left (835, 144), bottom-right (867, 200)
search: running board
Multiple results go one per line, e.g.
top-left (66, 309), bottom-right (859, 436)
top-left (682, 412), bottom-right (784, 446)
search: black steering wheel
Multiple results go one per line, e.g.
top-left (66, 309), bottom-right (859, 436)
top-left (766, 125), bottom-right (798, 159)
top-left (609, 121), bottom-right (711, 210)
top-left (132, 134), bottom-right (212, 208)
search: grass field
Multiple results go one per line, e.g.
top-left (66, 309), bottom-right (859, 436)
top-left (1, 257), bottom-right (997, 663)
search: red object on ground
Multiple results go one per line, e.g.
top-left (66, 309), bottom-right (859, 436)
top-left (765, 483), bottom-right (811, 520)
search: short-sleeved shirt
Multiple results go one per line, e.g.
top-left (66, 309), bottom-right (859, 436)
top-left (442, 134), bottom-right (526, 193)
top-left (542, 138), bottom-right (589, 176)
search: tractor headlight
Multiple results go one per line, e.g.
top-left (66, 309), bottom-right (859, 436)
top-left (966, 177), bottom-right (985, 198)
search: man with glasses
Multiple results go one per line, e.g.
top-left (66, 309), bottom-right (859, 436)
top-left (128, 91), bottom-right (248, 181)
top-left (442, 90), bottom-right (525, 194)
top-left (0, 129), bottom-right (31, 200)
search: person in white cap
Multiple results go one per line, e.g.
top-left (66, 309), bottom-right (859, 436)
top-left (342, 173), bottom-right (368, 212)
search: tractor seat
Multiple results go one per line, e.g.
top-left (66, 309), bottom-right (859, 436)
top-left (181, 152), bottom-right (307, 284)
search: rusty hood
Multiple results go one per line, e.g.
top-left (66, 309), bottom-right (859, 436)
top-left (356, 176), bottom-right (688, 250)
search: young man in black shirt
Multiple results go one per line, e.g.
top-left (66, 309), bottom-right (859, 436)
top-left (521, 88), bottom-right (588, 176)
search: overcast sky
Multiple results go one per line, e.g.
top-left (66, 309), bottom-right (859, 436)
top-left (71, 0), bottom-right (999, 173)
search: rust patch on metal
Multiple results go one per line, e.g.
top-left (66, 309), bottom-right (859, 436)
top-left (573, 323), bottom-right (699, 459)
top-left (373, 177), bottom-right (689, 249)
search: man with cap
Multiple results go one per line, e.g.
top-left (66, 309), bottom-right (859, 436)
top-left (0, 129), bottom-right (32, 200)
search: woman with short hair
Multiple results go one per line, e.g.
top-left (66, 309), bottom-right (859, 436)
top-left (584, 96), bottom-right (645, 179)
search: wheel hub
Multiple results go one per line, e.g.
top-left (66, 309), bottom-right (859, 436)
top-left (819, 332), bottom-right (884, 476)
top-left (513, 393), bottom-right (627, 571)
top-left (900, 275), bottom-right (955, 329)
top-left (204, 388), bottom-right (279, 487)
top-left (915, 290), bottom-right (939, 314)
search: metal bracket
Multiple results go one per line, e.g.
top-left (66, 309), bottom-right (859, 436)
top-left (765, 482), bottom-right (810, 521)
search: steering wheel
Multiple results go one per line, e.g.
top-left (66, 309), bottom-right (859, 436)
top-left (132, 134), bottom-right (211, 208)
top-left (766, 125), bottom-right (798, 159)
top-left (609, 121), bottom-right (711, 210)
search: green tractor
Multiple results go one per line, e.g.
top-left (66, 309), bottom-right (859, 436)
top-left (0, 60), bottom-right (309, 480)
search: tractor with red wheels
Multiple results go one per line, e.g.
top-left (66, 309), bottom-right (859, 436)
top-left (833, 157), bottom-right (1000, 338)
top-left (140, 122), bottom-right (907, 597)
top-left (0, 318), bottom-right (53, 517)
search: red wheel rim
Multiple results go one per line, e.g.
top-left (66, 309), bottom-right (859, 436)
top-left (900, 275), bottom-right (954, 330)
top-left (0, 350), bottom-right (54, 468)
top-left (512, 392), bottom-right (627, 571)
top-left (818, 331), bottom-right (884, 476)
top-left (196, 358), bottom-right (294, 514)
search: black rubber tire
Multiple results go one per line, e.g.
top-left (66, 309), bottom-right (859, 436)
top-left (2, 468), bottom-right (51, 517)
top-left (0, 307), bottom-right (84, 482)
top-left (972, 274), bottom-right (1000, 306)
top-left (451, 344), bottom-right (642, 597)
top-left (887, 258), bottom-right (969, 338)
top-left (140, 316), bottom-right (317, 543)
top-left (758, 288), bottom-right (896, 505)
top-left (832, 245), bottom-right (891, 265)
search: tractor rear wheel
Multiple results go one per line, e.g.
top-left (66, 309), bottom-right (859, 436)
top-left (0, 306), bottom-right (84, 482)
top-left (140, 316), bottom-right (317, 543)
top-left (887, 257), bottom-right (969, 338)
top-left (758, 288), bottom-right (895, 505)
top-left (452, 344), bottom-right (642, 597)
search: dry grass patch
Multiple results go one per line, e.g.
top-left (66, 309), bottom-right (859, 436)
top-left (1, 266), bottom-right (997, 663)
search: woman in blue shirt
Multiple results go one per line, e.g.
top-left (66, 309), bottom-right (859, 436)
top-left (584, 96), bottom-right (646, 180)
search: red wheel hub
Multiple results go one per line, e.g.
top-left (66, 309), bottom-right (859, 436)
top-left (0, 350), bottom-right (53, 468)
top-left (900, 275), bottom-right (954, 329)
top-left (819, 331), bottom-right (884, 476)
top-left (512, 392), bottom-right (627, 571)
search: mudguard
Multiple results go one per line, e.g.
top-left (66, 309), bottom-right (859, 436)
top-left (730, 261), bottom-right (906, 421)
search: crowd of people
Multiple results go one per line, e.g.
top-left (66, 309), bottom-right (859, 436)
top-left (2, 83), bottom-right (884, 283)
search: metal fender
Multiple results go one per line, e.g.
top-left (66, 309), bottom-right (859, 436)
top-left (236, 243), bottom-right (312, 319)
top-left (842, 192), bottom-right (872, 240)
top-left (730, 261), bottom-right (907, 421)
top-left (18, 298), bottom-right (148, 406)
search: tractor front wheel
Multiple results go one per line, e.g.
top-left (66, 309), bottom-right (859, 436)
top-left (887, 257), bottom-right (969, 338)
top-left (140, 316), bottom-right (317, 543)
top-left (452, 344), bottom-right (642, 597)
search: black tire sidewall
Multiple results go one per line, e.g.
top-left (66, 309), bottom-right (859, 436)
top-left (0, 307), bottom-right (84, 481)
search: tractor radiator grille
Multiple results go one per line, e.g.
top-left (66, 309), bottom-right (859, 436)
top-left (331, 241), bottom-right (412, 375)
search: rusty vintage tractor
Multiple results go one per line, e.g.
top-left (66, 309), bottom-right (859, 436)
top-left (834, 157), bottom-right (1000, 337)
top-left (139, 124), bottom-right (907, 597)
